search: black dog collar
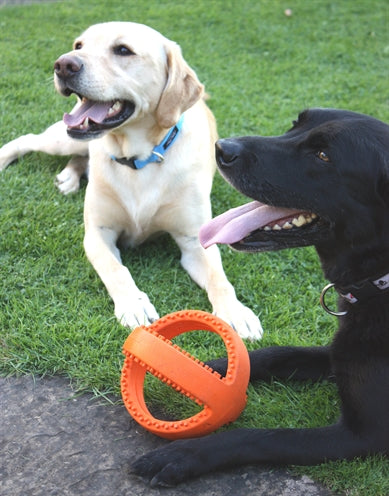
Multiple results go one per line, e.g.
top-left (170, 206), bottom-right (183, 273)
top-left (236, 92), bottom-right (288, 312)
top-left (337, 272), bottom-right (389, 303)
top-left (320, 271), bottom-right (389, 316)
top-left (110, 114), bottom-right (184, 170)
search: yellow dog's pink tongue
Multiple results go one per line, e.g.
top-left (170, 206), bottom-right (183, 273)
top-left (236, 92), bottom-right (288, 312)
top-left (199, 201), bottom-right (301, 248)
top-left (63, 100), bottom-right (113, 127)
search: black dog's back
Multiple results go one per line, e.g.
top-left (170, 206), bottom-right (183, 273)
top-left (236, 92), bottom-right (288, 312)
top-left (132, 109), bottom-right (389, 487)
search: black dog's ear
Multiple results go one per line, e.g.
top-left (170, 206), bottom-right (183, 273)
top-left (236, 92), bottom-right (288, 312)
top-left (375, 157), bottom-right (389, 208)
top-left (367, 121), bottom-right (389, 208)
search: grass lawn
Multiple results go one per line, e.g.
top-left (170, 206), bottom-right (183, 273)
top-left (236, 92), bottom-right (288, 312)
top-left (1, 0), bottom-right (388, 494)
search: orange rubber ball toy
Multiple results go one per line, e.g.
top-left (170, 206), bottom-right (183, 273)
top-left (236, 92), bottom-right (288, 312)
top-left (121, 310), bottom-right (250, 440)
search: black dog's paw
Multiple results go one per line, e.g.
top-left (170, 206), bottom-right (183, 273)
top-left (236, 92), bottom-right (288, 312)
top-left (205, 357), bottom-right (228, 377)
top-left (131, 439), bottom-right (207, 487)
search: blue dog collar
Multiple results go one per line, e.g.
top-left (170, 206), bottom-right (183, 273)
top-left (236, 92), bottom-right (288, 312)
top-left (110, 114), bottom-right (184, 170)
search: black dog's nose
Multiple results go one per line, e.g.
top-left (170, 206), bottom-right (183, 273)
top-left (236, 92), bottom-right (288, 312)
top-left (215, 139), bottom-right (242, 168)
top-left (54, 55), bottom-right (83, 79)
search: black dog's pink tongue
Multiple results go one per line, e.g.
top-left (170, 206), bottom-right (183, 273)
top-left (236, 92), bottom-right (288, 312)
top-left (199, 201), bottom-right (301, 248)
top-left (63, 100), bottom-right (113, 127)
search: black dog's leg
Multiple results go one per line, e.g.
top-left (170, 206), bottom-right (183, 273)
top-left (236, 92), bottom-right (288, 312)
top-left (207, 345), bottom-right (332, 382)
top-left (132, 345), bottom-right (337, 487)
top-left (132, 422), bottom-right (371, 487)
top-left (133, 346), bottom-right (388, 487)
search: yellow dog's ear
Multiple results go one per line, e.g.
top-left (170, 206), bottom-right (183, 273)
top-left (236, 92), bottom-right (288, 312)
top-left (156, 42), bottom-right (204, 128)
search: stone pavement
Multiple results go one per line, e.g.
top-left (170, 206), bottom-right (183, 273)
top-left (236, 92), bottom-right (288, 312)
top-left (1, 375), bottom-right (337, 496)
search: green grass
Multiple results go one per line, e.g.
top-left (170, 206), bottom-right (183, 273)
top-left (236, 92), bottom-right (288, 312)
top-left (1, 0), bottom-right (388, 494)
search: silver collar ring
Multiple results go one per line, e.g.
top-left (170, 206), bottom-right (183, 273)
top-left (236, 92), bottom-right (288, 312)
top-left (320, 283), bottom-right (348, 317)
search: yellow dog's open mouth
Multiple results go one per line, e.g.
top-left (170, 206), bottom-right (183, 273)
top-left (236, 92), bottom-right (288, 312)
top-left (63, 98), bottom-right (135, 139)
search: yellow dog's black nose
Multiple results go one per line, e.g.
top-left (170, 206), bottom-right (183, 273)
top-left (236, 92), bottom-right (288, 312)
top-left (54, 54), bottom-right (83, 80)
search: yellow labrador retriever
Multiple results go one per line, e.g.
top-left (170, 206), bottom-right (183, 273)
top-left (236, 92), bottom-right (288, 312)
top-left (0, 22), bottom-right (262, 339)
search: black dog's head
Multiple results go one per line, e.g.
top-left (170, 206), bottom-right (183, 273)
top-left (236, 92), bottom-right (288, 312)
top-left (200, 109), bottom-right (389, 283)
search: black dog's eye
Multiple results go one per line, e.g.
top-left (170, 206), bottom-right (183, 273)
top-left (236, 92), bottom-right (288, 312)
top-left (316, 151), bottom-right (331, 163)
top-left (74, 41), bottom-right (83, 50)
top-left (113, 45), bottom-right (135, 56)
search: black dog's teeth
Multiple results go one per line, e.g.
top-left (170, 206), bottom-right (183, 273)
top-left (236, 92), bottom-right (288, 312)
top-left (263, 213), bottom-right (317, 232)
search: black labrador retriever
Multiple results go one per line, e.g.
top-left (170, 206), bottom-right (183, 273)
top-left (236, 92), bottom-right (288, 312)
top-left (132, 108), bottom-right (389, 487)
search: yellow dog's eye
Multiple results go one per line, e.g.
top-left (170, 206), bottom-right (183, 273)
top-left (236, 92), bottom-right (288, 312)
top-left (317, 151), bottom-right (331, 163)
top-left (113, 45), bottom-right (135, 56)
top-left (74, 42), bottom-right (83, 50)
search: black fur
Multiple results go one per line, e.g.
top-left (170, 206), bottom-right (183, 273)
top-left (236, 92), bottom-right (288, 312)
top-left (132, 108), bottom-right (389, 487)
